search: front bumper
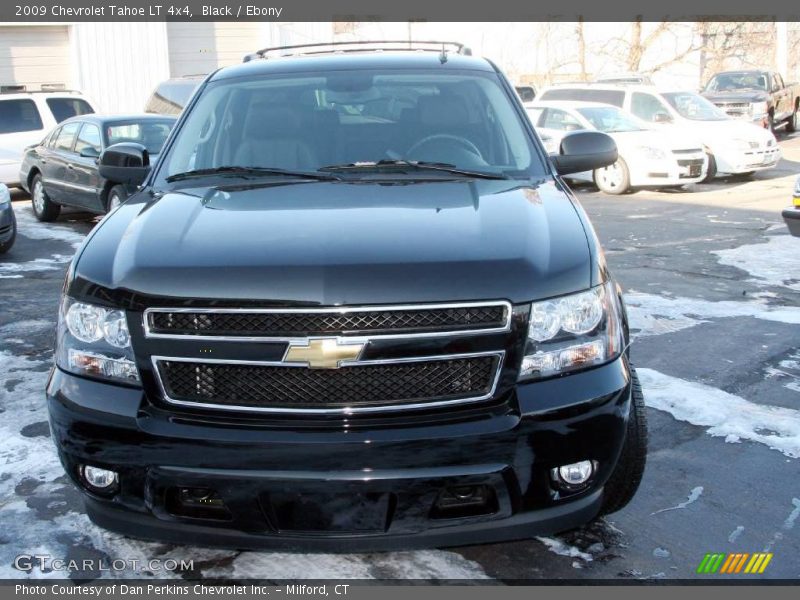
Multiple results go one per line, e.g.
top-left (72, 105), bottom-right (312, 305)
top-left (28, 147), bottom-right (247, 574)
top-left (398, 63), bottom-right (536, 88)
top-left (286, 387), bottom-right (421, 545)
top-left (714, 145), bottom-right (781, 174)
top-left (628, 155), bottom-right (706, 187)
top-left (47, 357), bottom-right (632, 551)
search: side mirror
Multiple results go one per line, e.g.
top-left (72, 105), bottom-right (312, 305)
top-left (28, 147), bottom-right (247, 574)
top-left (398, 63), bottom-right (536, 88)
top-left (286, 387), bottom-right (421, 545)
top-left (653, 112), bottom-right (672, 124)
top-left (550, 130), bottom-right (617, 176)
top-left (79, 147), bottom-right (100, 159)
top-left (99, 143), bottom-right (150, 186)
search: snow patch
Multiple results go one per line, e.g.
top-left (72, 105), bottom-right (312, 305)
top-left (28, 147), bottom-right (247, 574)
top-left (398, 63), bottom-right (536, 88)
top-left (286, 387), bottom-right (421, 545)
top-left (728, 526), bottom-right (744, 543)
top-left (652, 486), bottom-right (703, 515)
top-left (712, 236), bottom-right (800, 291)
top-left (12, 202), bottom-right (86, 249)
top-left (625, 292), bottom-right (800, 338)
top-left (639, 368), bottom-right (800, 458)
top-left (536, 537), bottom-right (593, 562)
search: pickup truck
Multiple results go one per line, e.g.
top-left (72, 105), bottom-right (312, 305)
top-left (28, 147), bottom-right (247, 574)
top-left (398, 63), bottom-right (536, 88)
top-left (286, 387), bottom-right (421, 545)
top-left (702, 69), bottom-right (799, 132)
top-left (47, 41), bottom-right (646, 551)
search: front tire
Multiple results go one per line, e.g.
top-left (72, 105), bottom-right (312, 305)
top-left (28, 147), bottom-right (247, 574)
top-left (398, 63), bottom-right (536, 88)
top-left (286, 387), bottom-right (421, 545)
top-left (701, 153), bottom-right (717, 183)
top-left (0, 211), bottom-right (16, 254)
top-left (31, 173), bottom-right (60, 222)
top-left (106, 185), bottom-right (128, 213)
top-left (599, 369), bottom-right (648, 516)
top-left (594, 158), bottom-right (631, 195)
top-left (787, 107), bottom-right (797, 133)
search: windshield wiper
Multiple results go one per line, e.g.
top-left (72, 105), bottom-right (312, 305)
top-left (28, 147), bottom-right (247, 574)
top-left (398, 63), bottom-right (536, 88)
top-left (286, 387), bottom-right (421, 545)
top-left (166, 166), bottom-right (341, 183)
top-left (318, 160), bottom-right (508, 180)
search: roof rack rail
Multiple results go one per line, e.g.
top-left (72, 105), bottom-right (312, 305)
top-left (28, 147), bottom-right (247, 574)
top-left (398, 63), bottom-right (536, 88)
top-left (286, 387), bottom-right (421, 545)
top-left (1, 83), bottom-right (81, 95)
top-left (243, 40), bottom-right (472, 62)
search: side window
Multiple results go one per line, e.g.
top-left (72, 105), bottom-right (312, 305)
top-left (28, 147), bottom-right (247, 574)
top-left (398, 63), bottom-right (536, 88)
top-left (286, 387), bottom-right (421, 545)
top-left (630, 92), bottom-right (670, 122)
top-left (541, 108), bottom-right (584, 132)
top-left (46, 98), bottom-right (94, 123)
top-left (0, 99), bottom-right (44, 134)
top-left (74, 123), bottom-right (102, 156)
top-left (46, 127), bottom-right (61, 148)
top-left (525, 108), bottom-right (544, 126)
top-left (54, 122), bottom-right (80, 152)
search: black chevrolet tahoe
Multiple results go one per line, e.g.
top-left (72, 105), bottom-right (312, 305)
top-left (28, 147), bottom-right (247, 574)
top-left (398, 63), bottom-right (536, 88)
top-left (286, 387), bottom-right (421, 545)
top-left (47, 42), bottom-right (646, 551)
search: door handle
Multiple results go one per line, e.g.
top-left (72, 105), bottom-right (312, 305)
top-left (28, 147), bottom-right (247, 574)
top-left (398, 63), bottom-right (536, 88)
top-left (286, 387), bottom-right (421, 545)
top-left (67, 164), bottom-right (74, 170)
top-left (41, 159), bottom-right (47, 164)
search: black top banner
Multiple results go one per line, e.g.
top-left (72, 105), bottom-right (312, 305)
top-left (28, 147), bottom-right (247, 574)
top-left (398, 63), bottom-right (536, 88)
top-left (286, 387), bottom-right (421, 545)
top-left (2, 0), bottom-right (800, 22)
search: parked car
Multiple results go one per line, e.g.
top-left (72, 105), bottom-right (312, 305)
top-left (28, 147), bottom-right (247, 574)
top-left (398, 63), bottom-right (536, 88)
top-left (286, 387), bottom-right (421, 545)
top-left (539, 83), bottom-right (781, 180)
top-left (527, 101), bottom-right (706, 194)
top-left (144, 75), bottom-right (205, 115)
top-left (702, 70), bottom-right (799, 132)
top-left (515, 85), bottom-right (536, 103)
top-left (19, 114), bottom-right (176, 221)
top-left (47, 41), bottom-right (647, 551)
top-left (783, 175), bottom-right (800, 237)
top-left (0, 89), bottom-right (95, 188)
top-left (0, 183), bottom-right (16, 253)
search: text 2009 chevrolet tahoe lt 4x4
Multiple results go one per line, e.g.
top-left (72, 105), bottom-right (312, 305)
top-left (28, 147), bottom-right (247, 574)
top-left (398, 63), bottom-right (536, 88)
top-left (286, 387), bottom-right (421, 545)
top-left (47, 42), bottom-right (646, 551)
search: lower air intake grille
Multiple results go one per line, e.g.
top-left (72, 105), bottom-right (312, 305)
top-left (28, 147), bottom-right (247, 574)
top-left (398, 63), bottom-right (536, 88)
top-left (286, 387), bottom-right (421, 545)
top-left (157, 355), bottom-right (501, 412)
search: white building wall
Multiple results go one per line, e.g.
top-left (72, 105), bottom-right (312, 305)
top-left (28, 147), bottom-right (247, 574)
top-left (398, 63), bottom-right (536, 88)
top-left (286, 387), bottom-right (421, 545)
top-left (69, 22), bottom-right (170, 113)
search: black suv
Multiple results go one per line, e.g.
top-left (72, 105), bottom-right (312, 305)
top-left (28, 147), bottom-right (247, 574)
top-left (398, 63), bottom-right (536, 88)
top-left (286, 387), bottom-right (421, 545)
top-left (47, 42), bottom-right (645, 551)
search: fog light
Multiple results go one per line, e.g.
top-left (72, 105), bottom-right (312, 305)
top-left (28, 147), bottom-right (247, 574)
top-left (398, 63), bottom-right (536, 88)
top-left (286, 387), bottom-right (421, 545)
top-left (80, 465), bottom-right (118, 492)
top-left (552, 460), bottom-right (595, 489)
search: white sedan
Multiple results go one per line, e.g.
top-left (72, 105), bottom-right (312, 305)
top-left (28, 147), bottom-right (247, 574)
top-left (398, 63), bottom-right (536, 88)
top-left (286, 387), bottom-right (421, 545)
top-left (527, 101), bottom-right (707, 194)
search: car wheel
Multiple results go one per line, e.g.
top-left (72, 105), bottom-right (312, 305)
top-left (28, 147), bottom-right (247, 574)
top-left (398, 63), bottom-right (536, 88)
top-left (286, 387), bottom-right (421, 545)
top-left (593, 158), bottom-right (630, 195)
top-left (0, 210), bottom-right (16, 254)
top-left (787, 108), bottom-right (797, 133)
top-left (599, 368), bottom-right (648, 516)
top-left (31, 173), bottom-right (61, 222)
top-left (767, 113), bottom-right (775, 133)
top-left (106, 185), bottom-right (128, 213)
top-left (701, 153), bottom-right (717, 183)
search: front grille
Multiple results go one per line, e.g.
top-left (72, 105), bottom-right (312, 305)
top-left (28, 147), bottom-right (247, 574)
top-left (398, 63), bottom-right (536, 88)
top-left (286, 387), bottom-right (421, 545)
top-left (677, 159), bottom-right (704, 167)
top-left (0, 225), bottom-right (10, 235)
top-left (672, 149), bottom-right (703, 155)
top-left (156, 354), bottom-right (501, 412)
top-left (716, 102), bottom-right (750, 109)
top-left (146, 303), bottom-right (509, 338)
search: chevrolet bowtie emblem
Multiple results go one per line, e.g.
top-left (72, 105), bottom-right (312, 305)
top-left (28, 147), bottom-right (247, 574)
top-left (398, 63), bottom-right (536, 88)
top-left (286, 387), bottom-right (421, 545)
top-left (283, 338), bottom-right (365, 369)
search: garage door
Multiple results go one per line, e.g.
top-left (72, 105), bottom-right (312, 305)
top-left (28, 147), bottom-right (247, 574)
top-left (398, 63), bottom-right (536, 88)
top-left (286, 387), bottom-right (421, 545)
top-left (167, 23), bottom-right (265, 77)
top-left (0, 26), bottom-right (71, 90)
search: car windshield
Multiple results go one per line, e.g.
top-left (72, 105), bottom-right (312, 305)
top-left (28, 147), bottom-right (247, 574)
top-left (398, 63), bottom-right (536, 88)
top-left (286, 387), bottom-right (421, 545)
top-left (157, 67), bottom-right (546, 183)
top-left (662, 92), bottom-right (729, 121)
top-left (705, 73), bottom-right (768, 93)
top-left (106, 120), bottom-right (175, 154)
top-left (575, 106), bottom-right (646, 132)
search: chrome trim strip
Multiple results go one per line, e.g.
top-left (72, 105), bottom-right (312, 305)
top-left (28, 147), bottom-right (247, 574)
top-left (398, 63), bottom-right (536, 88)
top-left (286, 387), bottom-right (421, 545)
top-left (43, 178), bottom-right (98, 194)
top-left (142, 301), bottom-right (513, 342)
top-left (150, 350), bottom-right (505, 415)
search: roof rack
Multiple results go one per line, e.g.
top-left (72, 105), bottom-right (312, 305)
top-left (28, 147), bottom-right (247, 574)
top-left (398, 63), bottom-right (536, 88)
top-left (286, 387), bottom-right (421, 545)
top-left (243, 40), bottom-right (472, 62)
top-left (0, 83), bottom-right (81, 95)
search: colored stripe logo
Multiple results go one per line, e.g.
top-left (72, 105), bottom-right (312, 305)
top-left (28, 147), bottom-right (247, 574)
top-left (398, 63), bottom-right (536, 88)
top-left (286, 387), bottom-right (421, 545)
top-left (697, 553), bottom-right (773, 574)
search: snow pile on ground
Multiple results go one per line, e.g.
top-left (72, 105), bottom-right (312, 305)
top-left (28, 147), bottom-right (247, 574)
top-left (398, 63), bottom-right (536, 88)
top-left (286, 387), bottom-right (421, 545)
top-left (624, 291), bottom-right (800, 337)
top-left (638, 368), bottom-right (800, 458)
top-left (535, 537), bottom-right (593, 562)
top-left (712, 235), bottom-right (800, 291)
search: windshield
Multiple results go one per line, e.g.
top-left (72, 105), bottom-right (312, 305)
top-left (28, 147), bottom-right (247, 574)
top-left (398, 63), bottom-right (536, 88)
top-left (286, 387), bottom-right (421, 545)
top-left (576, 106), bottom-right (646, 132)
top-left (662, 92), bottom-right (729, 121)
top-left (705, 72), bottom-right (768, 93)
top-left (156, 67), bottom-right (545, 184)
top-left (106, 120), bottom-right (175, 154)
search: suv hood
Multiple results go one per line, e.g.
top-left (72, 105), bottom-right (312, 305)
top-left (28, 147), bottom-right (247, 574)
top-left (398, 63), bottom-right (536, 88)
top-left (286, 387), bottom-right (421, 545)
top-left (74, 179), bottom-right (594, 306)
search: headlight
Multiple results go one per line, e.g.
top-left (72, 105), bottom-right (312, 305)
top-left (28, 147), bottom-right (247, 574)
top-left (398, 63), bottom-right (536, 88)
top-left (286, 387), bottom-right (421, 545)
top-left (731, 138), bottom-right (754, 152)
top-left (751, 101), bottom-right (768, 117)
top-left (0, 184), bottom-right (9, 206)
top-left (636, 145), bottom-right (667, 160)
top-left (57, 297), bottom-right (140, 384)
top-left (518, 281), bottom-right (624, 381)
